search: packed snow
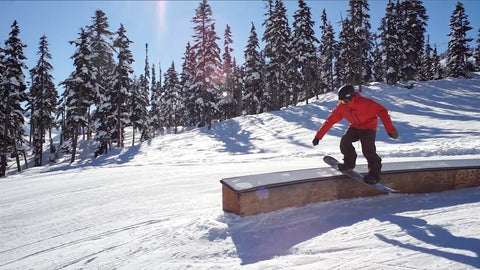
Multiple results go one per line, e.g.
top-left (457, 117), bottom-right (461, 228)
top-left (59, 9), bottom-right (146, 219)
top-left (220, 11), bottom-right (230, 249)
top-left (1, 75), bottom-right (480, 269)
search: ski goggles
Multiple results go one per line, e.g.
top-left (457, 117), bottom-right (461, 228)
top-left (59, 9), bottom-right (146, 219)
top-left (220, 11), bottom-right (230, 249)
top-left (339, 98), bottom-right (352, 105)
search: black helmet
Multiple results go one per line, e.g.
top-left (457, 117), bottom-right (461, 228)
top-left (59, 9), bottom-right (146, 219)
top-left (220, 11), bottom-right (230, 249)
top-left (338, 85), bottom-right (355, 100)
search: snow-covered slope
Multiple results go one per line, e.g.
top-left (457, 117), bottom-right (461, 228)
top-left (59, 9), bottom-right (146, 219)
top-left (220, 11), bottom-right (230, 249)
top-left (1, 75), bottom-right (480, 269)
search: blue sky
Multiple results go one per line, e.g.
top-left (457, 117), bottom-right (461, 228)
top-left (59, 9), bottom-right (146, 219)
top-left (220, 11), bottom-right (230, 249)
top-left (1, 1), bottom-right (479, 88)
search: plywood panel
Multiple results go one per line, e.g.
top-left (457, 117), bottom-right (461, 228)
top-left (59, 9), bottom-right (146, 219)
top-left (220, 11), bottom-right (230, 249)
top-left (455, 169), bottom-right (480, 189)
top-left (236, 179), bottom-right (337, 216)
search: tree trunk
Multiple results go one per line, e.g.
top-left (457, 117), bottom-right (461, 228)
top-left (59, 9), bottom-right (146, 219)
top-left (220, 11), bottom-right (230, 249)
top-left (1, 106), bottom-right (10, 177)
top-left (132, 127), bottom-right (136, 146)
top-left (13, 142), bottom-right (21, 173)
top-left (0, 154), bottom-right (6, 177)
top-left (71, 127), bottom-right (78, 163)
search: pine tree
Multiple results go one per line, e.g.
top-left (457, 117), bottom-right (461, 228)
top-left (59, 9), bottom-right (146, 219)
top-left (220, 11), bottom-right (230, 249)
top-left (162, 62), bottom-right (182, 133)
top-left (151, 64), bottom-right (157, 100)
top-left (418, 37), bottom-right (433, 81)
top-left (261, 0), bottom-right (275, 112)
top-left (475, 28), bottom-right (480, 70)
top-left (336, 17), bottom-right (356, 86)
top-left (129, 75), bottom-right (149, 145)
top-left (180, 42), bottom-right (200, 126)
top-left (0, 47), bottom-right (4, 144)
top-left (150, 64), bottom-right (164, 131)
top-left (0, 21), bottom-right (28, 176)
top-left (29, 35), bottom-right (58, 166)
top-left (191, 0), bottom-right (222, 129)
top-left (142, 44), bottom-right (152, 141)
top-left (60, 28), bottom-right (98, 163)
top-left (431, 45), bottom-right (443, 80)
top-left (87, 10), bottom-right (116, 141)
top-left (219, 58), bottom-right (243, 120)
top-left (291, 0), bottom-right (318, 105)
top-left (318, 9), bottom-right (337, 93)
top-left (379, 0), bottom-right (401, 85)
top-left (230, 61), bottom-right (244, 117)
top-left (222, 24), bottom-right (234, 80)
top-left (371, 34), bottom-right (385, 82)
top-left (219, 24), bottom-right (239, 119)
top-left (243, 23), bottom-right (265, 115)
top-left (398, 0), bottom-right (428, 81)
top-left (347, 0), bottom-right (373, 88)
top-left (130, 45), bottom-right (151, 144)
top-left (262, 0), bottom-right (292, 110)
top-left (170, 62), bottom-right (187, 129)
top-left (446, 1), bottom-right (473, 78)
top-left (110, 24), bottom-right (134, 148)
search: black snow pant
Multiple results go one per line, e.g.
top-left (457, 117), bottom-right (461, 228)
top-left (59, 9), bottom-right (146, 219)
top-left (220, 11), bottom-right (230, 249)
top-left (340, 126), bottom-right (382, 178)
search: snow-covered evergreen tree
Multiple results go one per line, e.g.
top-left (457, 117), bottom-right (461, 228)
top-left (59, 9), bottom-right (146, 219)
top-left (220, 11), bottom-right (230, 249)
top-left (180, 42), bottom-right (200, 127)
top-left (110, 24), bottom-right (134, 148)
top-left (129, 75), bottom-right (149, 145)
top-left (371, 34), bottom-right (385, 82)
top-left (0, 21), bottom-right (28, 176)
top-left (169, 62), bottom-right (187, 130)
top-left (291, 0), bottom-right (318, 105)
top-left (230, 61), bottom-right (244, 117)
top-left (475, 28), bottom-right (480, 71)
top-left (29, 35), bottom-right (58, 166)
top-left (398, 0), bottom-right (428, 82)
top-left (219, 59), bottom-right (243, 120)
top-left (60, 28), bottom-right (99, 163)
top-left (218, 24), bottom-right (241, 119)
top-left (431, 45), bottom-right (443, 80)
top-left (151, 64), bottom-right (157, 100)
top-left (336, 17), bottom-right (355, 86)
top-left (418, 37), bottom-right (433, 81)
top-left (150, 64), bottom-right (164, 131)
top-left (0, 47), bottom-right (4, 141)
top-left (379, 0), bottom-right (401, 85)
top-left (260, 0), bottom-right (275, 112)
top-left (222, 24), bottom-right (234, 80)
top-left (87, 10), bottom-right (116, 141)
top-left (318, 9), bottom-right (337, 94)
top-left (446, 1), bottom-right (473, 78)
top-left (262, 0), bottom-right (292, 110)
top-left (243, 23), bottom-right (265, 115)
top-left (191, 0), bottom-right (222, 129)
top-left (162, 62), bottom-right (182, 133)
top-left (130, 45), bottom-right (151, 144)
top-left (350, 0), bottom-right (373, 85)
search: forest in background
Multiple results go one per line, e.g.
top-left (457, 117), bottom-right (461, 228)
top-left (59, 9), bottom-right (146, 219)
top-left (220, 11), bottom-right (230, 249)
top-left (1, 0), bottom-right (479, 176)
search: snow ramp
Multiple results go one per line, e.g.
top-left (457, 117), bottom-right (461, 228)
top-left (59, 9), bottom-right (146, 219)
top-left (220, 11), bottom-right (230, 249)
top-left (220, 159), bottom-right (480, 216)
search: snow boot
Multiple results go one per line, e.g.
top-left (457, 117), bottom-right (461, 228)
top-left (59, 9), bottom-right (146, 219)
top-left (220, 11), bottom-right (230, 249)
top-left (337, 163), bottom-right (354, 173)
top-left (364, 173), bottom-right (380, 185)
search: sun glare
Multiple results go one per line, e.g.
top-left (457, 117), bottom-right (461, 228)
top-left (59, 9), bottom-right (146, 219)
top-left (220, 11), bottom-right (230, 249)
top-left (155, 1), bottom-right (167, 36)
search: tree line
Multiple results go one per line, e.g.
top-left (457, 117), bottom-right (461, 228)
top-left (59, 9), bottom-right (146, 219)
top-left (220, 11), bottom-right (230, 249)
top-left (1, 0), bottom-right (479, 176)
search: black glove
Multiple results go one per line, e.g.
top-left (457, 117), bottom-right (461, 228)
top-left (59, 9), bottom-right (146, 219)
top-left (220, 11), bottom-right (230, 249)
top-left (312, 137), bottom-right (320, 146)
top-left (389, 130), bottom-right (399, 139)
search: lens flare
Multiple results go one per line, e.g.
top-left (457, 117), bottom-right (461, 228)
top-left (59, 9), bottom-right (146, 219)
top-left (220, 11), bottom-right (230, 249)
top-left (155, 1), bottom-right (167, 36)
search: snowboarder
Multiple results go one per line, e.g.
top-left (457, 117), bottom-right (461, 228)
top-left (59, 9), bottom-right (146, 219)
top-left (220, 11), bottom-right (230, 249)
top-left (312, 85), bottom-right (399, 184)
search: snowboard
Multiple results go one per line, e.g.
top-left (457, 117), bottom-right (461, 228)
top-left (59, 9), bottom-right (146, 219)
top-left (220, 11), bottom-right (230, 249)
top-left (323, 155), bottom-right (397, 193)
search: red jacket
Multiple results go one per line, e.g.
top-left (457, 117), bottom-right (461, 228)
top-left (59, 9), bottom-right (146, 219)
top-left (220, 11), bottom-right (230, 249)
top-left (315, 93), bottom-right (396, 139)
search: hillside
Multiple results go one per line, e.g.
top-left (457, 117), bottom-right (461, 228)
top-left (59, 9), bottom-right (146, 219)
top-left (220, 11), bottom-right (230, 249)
top-left (1, 75), bottom-right (480, 269)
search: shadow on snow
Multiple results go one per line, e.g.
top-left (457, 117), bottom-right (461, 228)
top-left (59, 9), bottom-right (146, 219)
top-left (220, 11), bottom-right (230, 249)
top-left (223, 187), bottom-right (480, 267)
